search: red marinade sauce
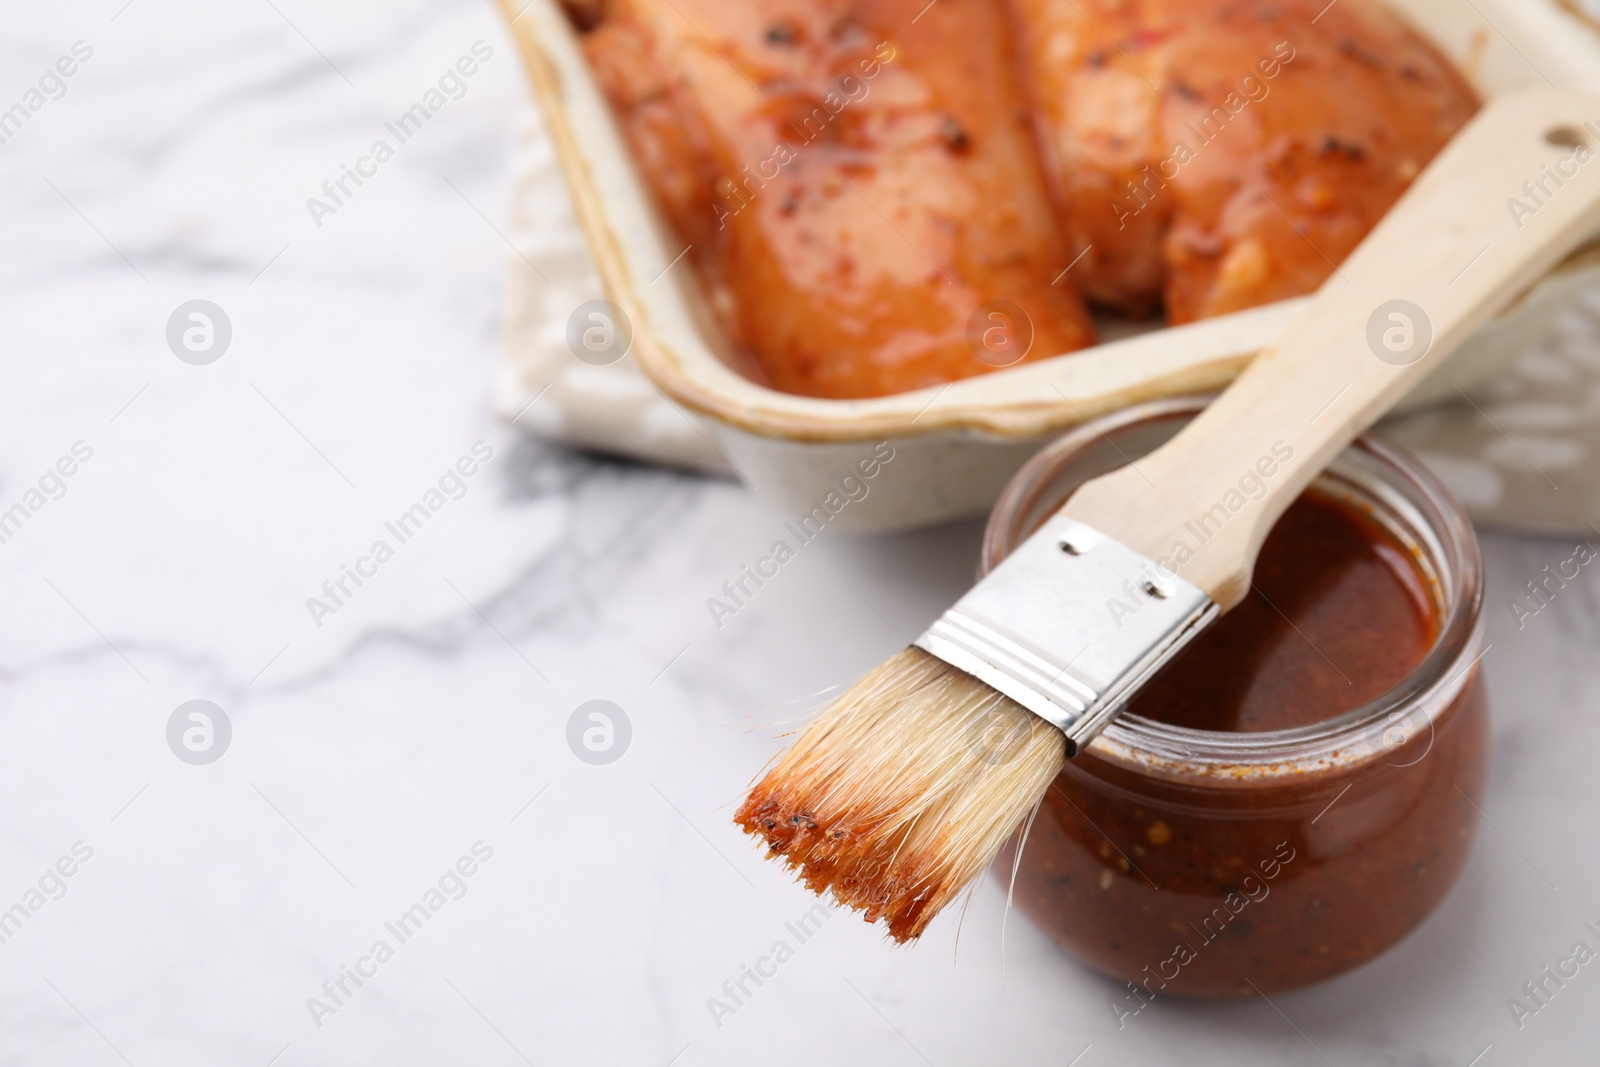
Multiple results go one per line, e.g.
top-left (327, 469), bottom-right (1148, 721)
top-left (1127, 488), bottom-right (1437, 731)
top-left (1004, 486), bottom-right (1486, 998)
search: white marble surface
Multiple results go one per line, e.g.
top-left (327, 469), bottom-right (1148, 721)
top-left (3, 2), bottom-right (1600, 1064)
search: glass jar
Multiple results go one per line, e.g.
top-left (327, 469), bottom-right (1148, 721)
top-left (984, 397), bottom-right (1487, 1000)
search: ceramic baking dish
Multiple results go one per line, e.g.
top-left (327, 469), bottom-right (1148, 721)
top-left (497, 0), bottom-right (1600, 531)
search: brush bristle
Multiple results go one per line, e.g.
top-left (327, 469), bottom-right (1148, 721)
top-left (734, 647), bottom-right (1066, 942)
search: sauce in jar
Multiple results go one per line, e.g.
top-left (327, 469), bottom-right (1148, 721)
top-left (986, 401), bottom-right (1487, 1000)
top-left (1126, 490), bottom-right (1435, 734)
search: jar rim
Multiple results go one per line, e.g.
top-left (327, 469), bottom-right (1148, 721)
top-left (980, 396), bottom-right (1486, 782)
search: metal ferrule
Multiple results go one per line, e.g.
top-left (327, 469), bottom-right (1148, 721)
top-left (914, 515), bottom-right (1218, 757)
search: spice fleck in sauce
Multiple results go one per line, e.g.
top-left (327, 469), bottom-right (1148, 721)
top-left (1005, 487), bottom-right (1487, 998)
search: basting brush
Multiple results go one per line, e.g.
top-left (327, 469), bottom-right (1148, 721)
top-left (735, 88), bottom-right (1600, 941)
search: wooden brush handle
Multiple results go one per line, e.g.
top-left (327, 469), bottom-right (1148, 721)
top-left (1064, 87), bottom-right (1600, 610)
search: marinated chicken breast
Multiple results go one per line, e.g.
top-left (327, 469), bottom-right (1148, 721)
top-left (1006, 0), bottom-right (1479, 322)
top-left (581, 0), bottom-right (1096, 398)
